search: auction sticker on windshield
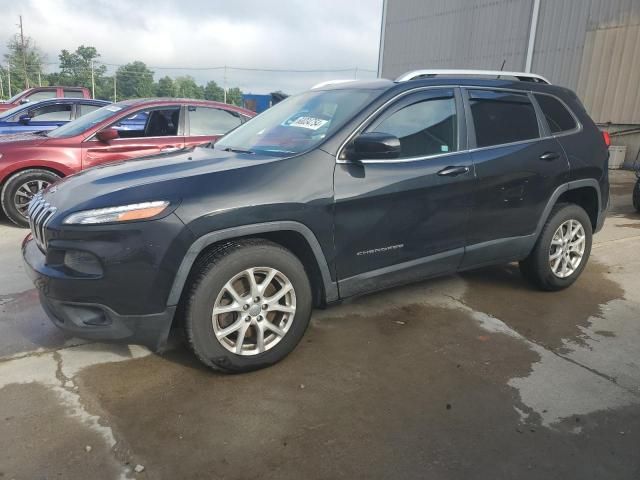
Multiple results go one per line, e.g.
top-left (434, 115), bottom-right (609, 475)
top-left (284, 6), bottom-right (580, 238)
top-left (284, 115), bottom-right (329, 130)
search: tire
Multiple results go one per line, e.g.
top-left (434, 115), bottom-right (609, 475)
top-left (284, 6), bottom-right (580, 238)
top-left (519, 203), bottom-right (593, 291)
top-left (183, 239), bottom-right (313, 373)
top-left (1, 169), bottom-right (61, 227)
top-left (633, 178), bottom-right (640, 212)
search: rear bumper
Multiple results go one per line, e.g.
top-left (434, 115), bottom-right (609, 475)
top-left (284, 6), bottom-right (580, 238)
top-left (23, 236), bottom-right (175, 351)
top-left (595, 190), bottom-right (610, 233)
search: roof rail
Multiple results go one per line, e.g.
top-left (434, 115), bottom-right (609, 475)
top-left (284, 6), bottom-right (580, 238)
top-left (311, 79), bottom-right (357, 89)
top-left (395, 69), bottom-right (551, 84)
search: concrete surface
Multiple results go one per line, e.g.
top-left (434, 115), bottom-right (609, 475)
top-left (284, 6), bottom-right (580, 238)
top-left (0, 170), bottom-right (639, 479)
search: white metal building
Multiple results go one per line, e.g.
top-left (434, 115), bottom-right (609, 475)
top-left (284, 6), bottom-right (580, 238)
top-left (378, 0), bottom-right (640, 167)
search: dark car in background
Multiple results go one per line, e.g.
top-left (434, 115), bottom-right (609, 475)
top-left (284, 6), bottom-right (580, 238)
top-left (0, 98), bottom-right (254, 226)
top-left (0, 98), bottom-right (110, 135)
top-left (22, 70), bottom-right (610, 373)
top-left (0, 86), bottom-right (92, 113)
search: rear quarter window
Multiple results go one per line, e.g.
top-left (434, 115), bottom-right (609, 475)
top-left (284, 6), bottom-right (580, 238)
top-left (534, 94), bottom-right (578, 133)
top-left (469, 90), bottom-right (540, 148)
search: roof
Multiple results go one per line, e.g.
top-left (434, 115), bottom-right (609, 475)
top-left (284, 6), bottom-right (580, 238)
top-left (113, 98), bottom-right (254, 116)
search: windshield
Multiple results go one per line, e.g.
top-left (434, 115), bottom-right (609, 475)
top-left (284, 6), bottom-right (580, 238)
top-left (216, 88), bottom-right (381, 157)
top-left (47, 104), bottom-right (123, 138)
top-left (0, 103), bottom-right (28, 120)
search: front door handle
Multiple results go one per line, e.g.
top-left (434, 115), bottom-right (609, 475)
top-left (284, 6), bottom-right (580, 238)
top-left (437, 166), bottom-right (470, 177)
top-left (160, 146), bottom-right (180, 153)
top-left (539, 151), bottom-right (560, 161)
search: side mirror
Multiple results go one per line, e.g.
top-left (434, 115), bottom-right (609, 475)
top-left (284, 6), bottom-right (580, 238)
top-left (350, 132), bottom-right (401, 161)
top-left (18, 114), bottom-right (32, 125)
top-left (96, 128), bottom-right (119, 143)
top-left (20, 98), bottom-right (30, 104)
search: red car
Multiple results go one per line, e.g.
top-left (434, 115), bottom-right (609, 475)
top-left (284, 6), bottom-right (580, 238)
top-left (0, 98), bottom-right (254, 226)
top-left (0, 86), bottom-right (92, 112)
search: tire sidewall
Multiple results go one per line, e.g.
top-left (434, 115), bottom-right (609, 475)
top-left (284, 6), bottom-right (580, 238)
top-left (633, 178), bottom-right (640, 212)
top-left (1, 169), bottom-right (60, 227)
top-left (533, 205), bottom-right (593, 289)
top-left (187, 244), bottom-right (312, 372)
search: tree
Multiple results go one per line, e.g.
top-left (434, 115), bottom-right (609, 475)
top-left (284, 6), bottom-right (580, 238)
top-left (115, 61), bottom-right (154, 99)
top-left (3, 33), bottom-right (45, 93)
top-left (56, 45), bottom-right (106, 97)
top-left (155, 76), bottom-right (175, 97)
top-left (173, 76), bottom-right (204, 99)
top-left (204, 80), bottom-right (224, 102)
top-left (226, 87), bottom-right (243, 106)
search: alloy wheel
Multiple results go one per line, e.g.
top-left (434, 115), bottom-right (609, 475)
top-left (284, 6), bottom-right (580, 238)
top-left (548, 219), bottom-right (586, 278)
top-left (211, 267), bottom-right (296, 356)
top-left (14, 179), bottom-right (50, 218)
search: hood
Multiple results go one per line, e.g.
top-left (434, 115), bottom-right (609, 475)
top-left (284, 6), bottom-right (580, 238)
top-left (0, 132), bottom-right (50, 146)
top-left (42, 145), bottom-right (283, 215)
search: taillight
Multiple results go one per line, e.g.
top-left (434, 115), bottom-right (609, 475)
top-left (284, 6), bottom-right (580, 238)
top-left (602, 131), bottom-right (611, 147)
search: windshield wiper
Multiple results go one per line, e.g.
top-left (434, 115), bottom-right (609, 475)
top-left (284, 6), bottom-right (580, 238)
top-left (34, 131), bottom-right (48, 137)
top-left (220, 146), bottom-right (254, 154)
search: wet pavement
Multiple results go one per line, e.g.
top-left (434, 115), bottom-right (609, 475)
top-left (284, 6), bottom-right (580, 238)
top-left (0, 170), bottom-right (639, 479)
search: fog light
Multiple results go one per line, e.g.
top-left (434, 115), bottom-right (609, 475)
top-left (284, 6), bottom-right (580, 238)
top-left (63, 250), bottom-right (103, 276)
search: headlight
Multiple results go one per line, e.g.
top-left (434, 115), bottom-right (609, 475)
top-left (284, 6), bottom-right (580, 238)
top-left (63, 201), bottom-right (170, 225)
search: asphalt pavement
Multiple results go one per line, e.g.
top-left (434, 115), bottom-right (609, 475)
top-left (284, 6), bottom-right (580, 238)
top-left (0, 170), bottom-right (639, 479)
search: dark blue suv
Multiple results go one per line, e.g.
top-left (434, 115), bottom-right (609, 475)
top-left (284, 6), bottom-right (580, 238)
top-left (23, 70), bottom-right (609, 372)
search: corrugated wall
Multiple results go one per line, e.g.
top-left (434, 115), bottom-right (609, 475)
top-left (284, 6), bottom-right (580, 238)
top-left (381, 0), bottom-right (640, 166)
top-left (381, 0), bottom-right (534, 79)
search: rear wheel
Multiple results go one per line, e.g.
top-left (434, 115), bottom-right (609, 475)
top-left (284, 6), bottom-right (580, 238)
top-left (519, 204), bottom-right (592, 291)
top-left (633, 178), bottom-right (640, 212)
top-left (1, 169), bottom-right (60, 227)
top-left (183, 239), bottom-right (313, 372)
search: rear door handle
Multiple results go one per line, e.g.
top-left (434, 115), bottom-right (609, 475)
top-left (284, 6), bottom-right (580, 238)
top-left (539, 151), bottom-right (560, 161)
top-left (437, 166), bottom-right (470, 177)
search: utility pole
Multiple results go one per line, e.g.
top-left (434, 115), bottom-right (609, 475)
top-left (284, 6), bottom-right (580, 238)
top-left (0, 71), bottom-right (4, 99)
top-left (19, 15), bottom-right (29, 89)
top-left (113, 74), bottom-right (117, 102)
top-left (38, 70), bottom-right (41, 87)
top-left (7, 62), bottom-right (11, 97)
top-left (90, 60), bottom-right (95, 98)
top-left (223, 65), bottom-right (227, 104)
top-left (354, 66), bottom-right (358, 79)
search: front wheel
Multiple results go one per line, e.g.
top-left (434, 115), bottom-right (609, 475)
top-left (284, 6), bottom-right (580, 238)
top-left (519, 204), bottom-right (593, 291)
top-left (183, 239), bottom-right (313, 372)
top-left (1, 169), bottom-right (60, 227)
top-left (633, 178), bottom-right (640, 212)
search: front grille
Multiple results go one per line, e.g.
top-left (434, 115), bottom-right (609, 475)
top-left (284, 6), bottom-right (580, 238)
top-left (27, 193), bottom-right (57, 251)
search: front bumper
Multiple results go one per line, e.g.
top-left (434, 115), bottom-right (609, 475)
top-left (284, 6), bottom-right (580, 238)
top-left (23, 236), bottom-right (175, 351)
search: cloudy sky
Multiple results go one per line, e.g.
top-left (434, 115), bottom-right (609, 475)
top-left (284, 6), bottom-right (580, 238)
top-left (0, 0), bottom-right (383, 94)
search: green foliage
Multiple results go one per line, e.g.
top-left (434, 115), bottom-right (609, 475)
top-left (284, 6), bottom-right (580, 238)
top-left (155, 76), bottom-right (175, 97)
top-left (115, 61), bottom-right (155, 99)
top-left (204, 80), bottom-right (225, 102)
top-left (173, 76), bottom-right (204, 99)
top-left (3, 33), bottom-right (45, 95)
top-left (226, 87), bottom-right (243, 106)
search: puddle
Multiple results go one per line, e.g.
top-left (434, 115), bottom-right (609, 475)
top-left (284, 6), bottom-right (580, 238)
top-left (461, 261), bottom-right (624, 352)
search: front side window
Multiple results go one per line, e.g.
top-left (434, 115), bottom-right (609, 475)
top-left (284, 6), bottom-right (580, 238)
top-left (29, 104), bottom-right (72, 121)
top-left (78, 104), bottom-right (103, 116)
top-left (469, 90), bottom-right (540, 148)
top-left (216, 88), bottom-right (382, 157)
top-left (112, 108), bottom-right (180, 138)
top-left (366, 92), bottom-right (457, 158)
top-left (535, 94), bottom-right (577, 133)
top-left (26, 90), bottom-right (57, 102)
top-left (188, 106), bottom-right (242, 135)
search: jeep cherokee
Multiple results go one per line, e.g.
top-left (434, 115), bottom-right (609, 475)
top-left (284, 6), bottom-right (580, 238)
top-left (22, 70), bottom-right (610, 372)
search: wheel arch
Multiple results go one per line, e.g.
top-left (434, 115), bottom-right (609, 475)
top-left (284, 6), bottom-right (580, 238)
top-left (535, 180), bottom-right (602, 237)
top-left (0, 164), bottom-right (67, 188)
top-left (167, 221), bottom-right (339, 312)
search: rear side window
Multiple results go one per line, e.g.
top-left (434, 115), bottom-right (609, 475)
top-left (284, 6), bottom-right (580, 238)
top-left (534, 94), bottom-right (577, 133)
top-left (469, 90), bottom-right (540, 148)
top-left (64, 90), bottom-right (85, 98)
top-left (367, 92), bottom-right (457, 158)
top-left (188, 106), bottom-right (242, 136)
